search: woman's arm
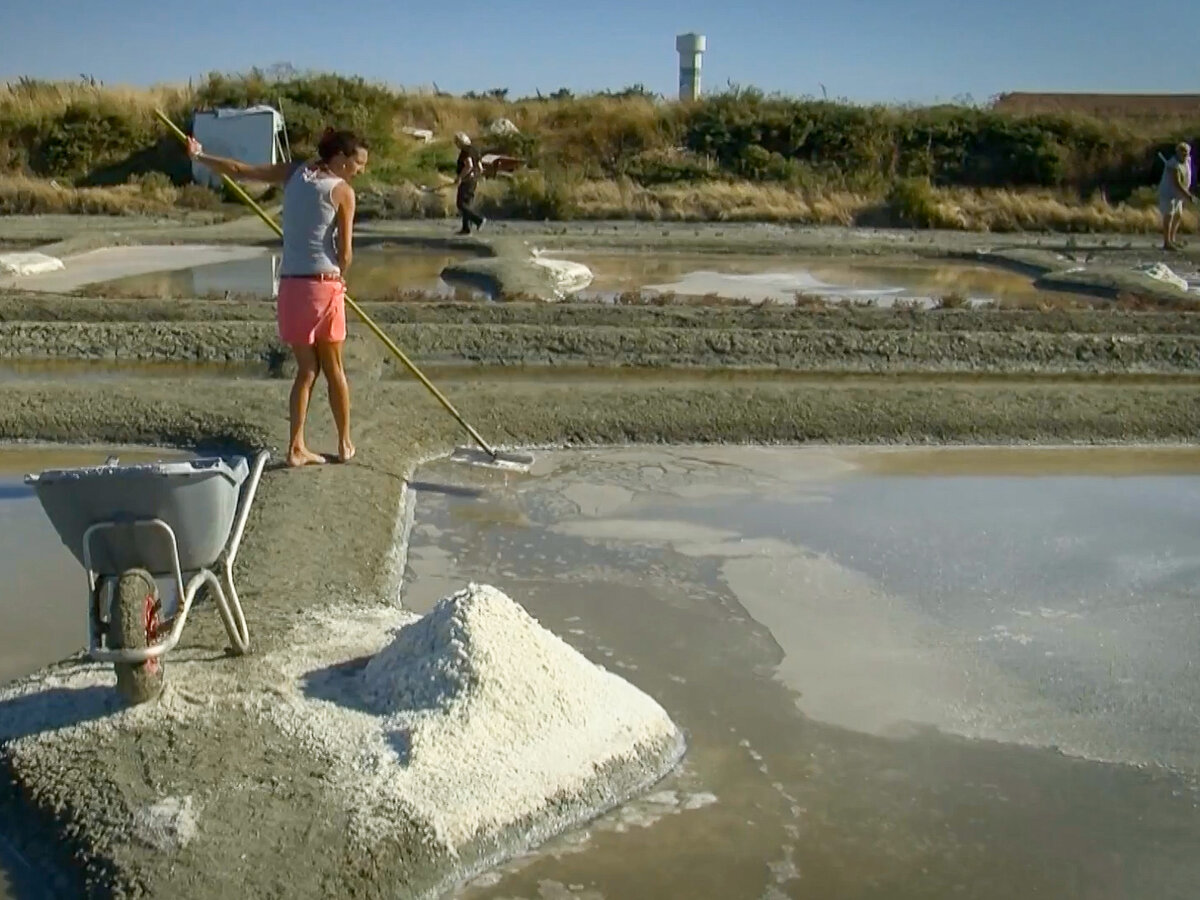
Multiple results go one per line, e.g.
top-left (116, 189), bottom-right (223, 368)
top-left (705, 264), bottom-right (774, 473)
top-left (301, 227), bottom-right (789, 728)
top-left (186, 137), bottom-right (294, 185)
top-left (333, 181), bottom-right (356, 274)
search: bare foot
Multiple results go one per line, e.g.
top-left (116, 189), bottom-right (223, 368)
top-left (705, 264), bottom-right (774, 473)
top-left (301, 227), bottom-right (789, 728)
top-left (338, 439), bottom-right (356, 464)
top-left (286, 446), bottom-right (326, 468)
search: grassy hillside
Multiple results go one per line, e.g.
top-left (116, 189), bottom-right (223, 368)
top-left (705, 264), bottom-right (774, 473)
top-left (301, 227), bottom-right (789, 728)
top-left (1, 71), bottom-right (1196, 232)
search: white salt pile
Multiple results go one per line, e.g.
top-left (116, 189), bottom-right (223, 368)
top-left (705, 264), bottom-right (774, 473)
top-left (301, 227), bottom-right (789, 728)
top-left (268, 583), bottom-right (685, 856)
top-left (0, 584), bottom-right (683, 896)
top-left (0, 251), bottom-right (64, 277)
top-left (530, 250), bottom-right (594, 298)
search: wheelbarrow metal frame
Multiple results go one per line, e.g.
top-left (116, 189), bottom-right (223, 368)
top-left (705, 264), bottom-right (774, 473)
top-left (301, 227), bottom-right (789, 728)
top-left (80, 450), bottom-right (270, 664)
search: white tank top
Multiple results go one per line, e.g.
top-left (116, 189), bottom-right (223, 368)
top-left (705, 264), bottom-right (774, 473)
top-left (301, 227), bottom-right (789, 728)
top-left (1159, 156), bottom-right (1192, 201)
top-left (280, 163), bottom-right (343, 276)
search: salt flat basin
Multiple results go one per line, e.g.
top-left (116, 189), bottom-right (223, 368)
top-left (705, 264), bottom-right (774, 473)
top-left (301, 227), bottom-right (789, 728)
top-left (94, 245), bottom-right (480, 299)
top-left (407, 444), bottom-right (1200, 900)
top-left (566, 252), bottom-right (1080, 306)
top-left (0, 245), bottom-right (268, 293)
top-left (83, 245), bottom-right (1082, 307)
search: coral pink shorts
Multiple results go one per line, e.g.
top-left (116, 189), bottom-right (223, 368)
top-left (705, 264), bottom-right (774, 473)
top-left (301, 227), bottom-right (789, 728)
top-left (277, 277), bottom-right (346, 345)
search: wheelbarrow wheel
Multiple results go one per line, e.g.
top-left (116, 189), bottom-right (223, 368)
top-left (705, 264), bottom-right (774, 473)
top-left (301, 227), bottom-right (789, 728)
top-left (109, 568), bottom-right (164, 704)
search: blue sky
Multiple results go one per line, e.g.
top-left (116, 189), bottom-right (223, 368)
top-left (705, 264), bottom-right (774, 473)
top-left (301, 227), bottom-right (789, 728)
top-left (0, 0), bottom-right (1190, 103)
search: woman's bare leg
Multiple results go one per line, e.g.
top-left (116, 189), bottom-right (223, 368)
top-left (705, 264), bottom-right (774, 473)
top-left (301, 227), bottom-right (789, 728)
top-left (287, 343), bottom-right (325, 467)
top-left (316, 340), bottom-right (354, 462)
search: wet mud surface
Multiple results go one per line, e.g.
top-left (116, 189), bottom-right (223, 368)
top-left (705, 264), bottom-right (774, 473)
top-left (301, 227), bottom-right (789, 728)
top-left (3, 293), bottom-right (1200, 376)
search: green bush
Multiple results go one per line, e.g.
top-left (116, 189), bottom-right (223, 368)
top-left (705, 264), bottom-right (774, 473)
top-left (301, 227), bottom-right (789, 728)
top-left (131, 170), bottom-right (172, 195)
top-left (32, 102), bottom-right (150, 178)
top-left (195, 70), bottom-right (400, 164)
top-left (887, 176), bottom-right (944, 227)
top-left (176, 183), bottom-right (223, 210)
top-left (496, 170), bottom-right (576, 219)
top-left (4, 70), bottom-right (1199, 211)
top-left (619, 148), bottom-right (719, 184)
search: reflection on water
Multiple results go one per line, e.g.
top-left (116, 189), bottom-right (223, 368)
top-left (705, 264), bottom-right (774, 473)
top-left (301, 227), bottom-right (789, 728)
top-left (91, 246), bottom-right (1081, 308)
top-left (0, 475), bottom-right (86, 687)
top-left (0, 359), bottom-right (266, 383)
top-left (850, 444), bottom-right (1200, 476)
top-left (567, 252), bottom-right (1081, 307)
top-left (97, 247), bottom-right (484, 301)
top-left (405, 445), bottom-right (1200, 900)
top-left (94, 253), bottom-right (282, 299)
top-left (0, 443), bottom-right (192, 478)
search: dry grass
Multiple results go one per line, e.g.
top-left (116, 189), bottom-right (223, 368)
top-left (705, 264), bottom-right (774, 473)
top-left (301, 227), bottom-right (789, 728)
top-left (564, 179), bottom-right (869, 224)
top-left (992, 92), bottom-right (1200, 123)
top-left (3, 77), bottom-right (1197, 235)
top-left (890, 183), bottom-right (1196, 234)
top-left (558, 181), bottom-right (1194, 232)
top-left (0, 173), bottom-right (222, 216)
top-left (9, 166), bottom-right (1192, 234)
top-left (938, 188), bottom-right (1191, 233)
top-left (0, 78), bottom-right (193, 123)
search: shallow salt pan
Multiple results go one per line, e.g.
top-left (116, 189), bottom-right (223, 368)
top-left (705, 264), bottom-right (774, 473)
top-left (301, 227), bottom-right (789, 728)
top-left (644, 269), bottom-right (908, 304)
top-left (0, 245), bottom-right (267, 292)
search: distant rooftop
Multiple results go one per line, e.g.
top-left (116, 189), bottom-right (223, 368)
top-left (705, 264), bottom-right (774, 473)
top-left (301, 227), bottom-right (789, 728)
top-left (992, 92), bottom-right (1200, 120)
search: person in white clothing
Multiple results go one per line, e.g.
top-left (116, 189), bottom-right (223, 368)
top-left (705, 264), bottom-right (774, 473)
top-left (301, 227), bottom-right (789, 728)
top-left (1159, 142), bottom-right (1195, 251)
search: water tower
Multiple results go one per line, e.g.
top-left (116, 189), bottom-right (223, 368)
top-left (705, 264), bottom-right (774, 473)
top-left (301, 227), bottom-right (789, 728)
top-left (676, 32), bottom-right (706, 102)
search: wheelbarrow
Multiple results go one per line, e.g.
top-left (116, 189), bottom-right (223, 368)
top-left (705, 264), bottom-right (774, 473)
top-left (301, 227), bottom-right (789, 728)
top-left (24, 451), bottom-right (270, 703)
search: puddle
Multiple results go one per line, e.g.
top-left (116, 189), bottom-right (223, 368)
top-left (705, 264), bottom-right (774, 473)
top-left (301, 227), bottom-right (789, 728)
top-left (87, 246), bottom-right (1080, 308)
top-left (5, 245), bottom-right (268, 294)
top-left (406, 366), bottom-right (1200, 387)
top-left (0, 359), bottom-right (267, 383)
top-left (94, 246), bottom-right (484, 300)
top-left (406, 445), bottom-right (1200, 900)
top-left (563, 252), bottom-right (1082, 307)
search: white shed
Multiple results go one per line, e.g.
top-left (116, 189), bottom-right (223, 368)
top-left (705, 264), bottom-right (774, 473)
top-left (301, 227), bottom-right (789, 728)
top-left (191, 105), bottom-right (289, 188)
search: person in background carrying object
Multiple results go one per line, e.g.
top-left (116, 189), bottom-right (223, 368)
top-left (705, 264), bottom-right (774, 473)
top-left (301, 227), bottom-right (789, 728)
top-left (453, 132), bottom-right (486, 235)
top-left (1159, 142), bottom-right (1195, 252)
top-left (186, 127), bottom-right (368, 467)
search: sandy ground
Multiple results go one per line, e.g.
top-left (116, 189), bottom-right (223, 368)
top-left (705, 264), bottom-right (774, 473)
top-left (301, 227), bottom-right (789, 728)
top-left (0, 215), bottom-right (1198, 898)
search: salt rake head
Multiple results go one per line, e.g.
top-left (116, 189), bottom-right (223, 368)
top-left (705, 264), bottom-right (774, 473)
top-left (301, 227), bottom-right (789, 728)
top-left (448, 446), bottom-right (534, 472)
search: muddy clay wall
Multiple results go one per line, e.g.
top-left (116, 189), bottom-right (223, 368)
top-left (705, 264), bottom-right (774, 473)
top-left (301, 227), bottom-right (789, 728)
top-left (4, 292), bottom-right (1200, 375)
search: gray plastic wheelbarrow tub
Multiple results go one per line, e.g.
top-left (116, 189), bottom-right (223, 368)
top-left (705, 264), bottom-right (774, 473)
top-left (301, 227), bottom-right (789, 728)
top-left (24, 452), bottom-right (269, 664)
top-left (28, 456), bottom-right (249, 575)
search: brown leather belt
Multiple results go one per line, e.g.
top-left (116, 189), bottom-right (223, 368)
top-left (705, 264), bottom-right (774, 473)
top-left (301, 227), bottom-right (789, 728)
top-left (280, 272), bottom-right (342, 282)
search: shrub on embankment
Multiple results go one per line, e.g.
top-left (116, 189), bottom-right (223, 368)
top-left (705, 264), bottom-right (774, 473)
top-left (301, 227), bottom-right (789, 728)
top-left (1, 72), bottom-right (1197, 231)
